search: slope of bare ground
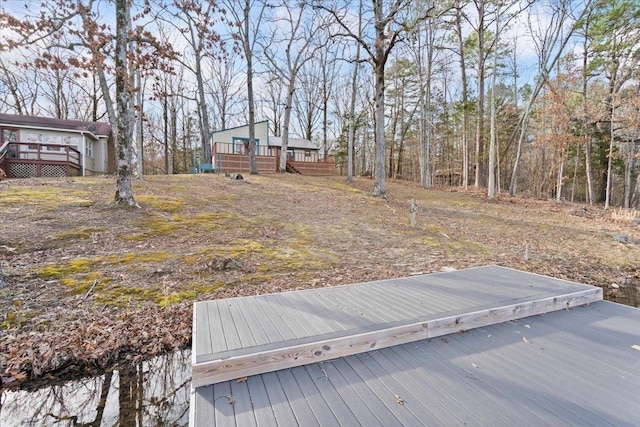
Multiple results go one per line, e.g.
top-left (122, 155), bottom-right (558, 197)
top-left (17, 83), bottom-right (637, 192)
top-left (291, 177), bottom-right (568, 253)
top-left (1, 174), bottom-right (639, 389)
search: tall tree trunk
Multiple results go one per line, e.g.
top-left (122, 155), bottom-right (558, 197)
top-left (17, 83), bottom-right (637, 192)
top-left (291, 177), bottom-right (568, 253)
top-left (347, 1), bottom-right (362, 183)
top-left (196, 63), bottom-right (211, 163)
top-left (279, 84), bottom-right (295, 171)
top-left (455, 7), bottom-right (469, 190)
top-left (372, 0), bottom-right (387, 196)
top-left (623, 149), bottom-right (632, 208)
top-left (487, 11), bottom-right (499, 198)
top-left (135, 70), bottom-right (144, 177)
top-left (170, 98), bottom-right (177, 174)
top-left (373, 56), bottom-right (386, 196)
top-left (163, 87), bottom-right (169, 174)
top-left (632, 172), bottom-right (640, 209)
top-left (245, 0), bottom-right (258, 174)
top-left (556, 154), bottom-right (564, 202)
top-left (114, 0), bottom-right (136, 206)
top-left (604, 95), bottom-right (615, 209)
top-left (475, 0), bottom-right (486, 188)
top-left (582, 33), bottom-right (595, 205)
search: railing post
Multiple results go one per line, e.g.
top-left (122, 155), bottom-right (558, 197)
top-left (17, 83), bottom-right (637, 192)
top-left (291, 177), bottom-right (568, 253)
top-left (36, 144), bottom-right (41, 177)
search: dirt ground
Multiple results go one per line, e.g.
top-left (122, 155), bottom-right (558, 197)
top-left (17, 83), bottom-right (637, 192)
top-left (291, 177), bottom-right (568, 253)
top-left (1, 174), bottom-right (639, 390)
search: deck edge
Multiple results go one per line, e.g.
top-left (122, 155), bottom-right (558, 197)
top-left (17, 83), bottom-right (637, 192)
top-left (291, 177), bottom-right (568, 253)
top-left (191, 286), bottom-right (602, 388)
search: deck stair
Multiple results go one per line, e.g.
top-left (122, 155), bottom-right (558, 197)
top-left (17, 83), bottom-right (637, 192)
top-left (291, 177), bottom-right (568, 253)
top-left (285, 159), bottom-right (301, 174)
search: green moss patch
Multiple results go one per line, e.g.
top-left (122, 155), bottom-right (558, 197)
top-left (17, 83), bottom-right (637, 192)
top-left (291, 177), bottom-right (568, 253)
top-left (136, 194), bottom-right (184, 213)
top-left (38, 259), bottom-right (92, 279)
top-left (0, 186), bottom-right (93, 207)
top-left (48, 227), bottom-right (103, 242)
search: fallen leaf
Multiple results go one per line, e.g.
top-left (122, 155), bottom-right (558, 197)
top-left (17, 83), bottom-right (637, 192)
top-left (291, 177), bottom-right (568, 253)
top-left (472, 363), bottom-right (478, 368)
top-left (227, 395), bottom-right (235, 405)
top-left (632, 345), bottom-right (640, 352)
top-left (523, 337), bottom-right (530, 344)
top-left (237, 377), bottom-right (247, 383)
top-left (395, 394), bottom-right (404, 405)
top-left (524, 324), bottom-right (531, 329)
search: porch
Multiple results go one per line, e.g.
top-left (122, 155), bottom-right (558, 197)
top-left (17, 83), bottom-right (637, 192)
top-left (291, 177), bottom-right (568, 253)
top-left (0, 141), bottom-right (82, 178)
top-left (212, 142), bottom-right (335, 176)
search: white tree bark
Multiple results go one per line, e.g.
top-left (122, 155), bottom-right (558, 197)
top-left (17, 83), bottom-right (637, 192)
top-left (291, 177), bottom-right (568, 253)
top-left (114, 0), bottom-right (136, 206)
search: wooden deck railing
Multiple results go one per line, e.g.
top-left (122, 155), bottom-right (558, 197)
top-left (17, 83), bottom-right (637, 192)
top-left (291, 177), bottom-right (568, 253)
top-left (0, 141), bottom-right (8, 162)
top-left (213, 141), bottom-right (271, 157)
top-left (3, 142), bottom-right (82, 177)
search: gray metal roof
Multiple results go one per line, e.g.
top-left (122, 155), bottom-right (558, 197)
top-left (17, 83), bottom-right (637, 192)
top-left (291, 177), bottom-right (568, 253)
top-left (191, 300), bottom-right (640, 426)
top-left (268, 136), bottom-right (319, 151)
top-left (0, 113), bottom-right (111, 139)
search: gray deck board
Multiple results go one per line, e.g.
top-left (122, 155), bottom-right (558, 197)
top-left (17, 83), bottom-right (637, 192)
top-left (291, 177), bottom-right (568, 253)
top-left (257, 295), bottom-right (302, 341)
top-left (260, 372), bottom-right (298, 426)
top-left (266, 293), bottom-right (333, 336)
top-left (290, 291), bottom-right (349, 333)
top-left (224, 299), bottom-right (258, 348)
top-left (213, 381), bottom-right (235, 427)
top-left (307, 362), bottom-right (386, 427)
top-left (207, 301), bottom-right (228, 353)
top-left (192, 266), bottom-right (602, 385)
top-left (241, 297), bottom-right (284, 344)
top-left (336, 356), bottom-right (426, 426)
top-left (193, 300), bottom-right (640, 426)
top-left (231, 298), bottom-right (270, 346)
top-left (311, 287), bottom-right (378, 327)
top-left (274, 370), bottom-right (322, 426)
top-left (218, 301), bottom-right (245, 351)
top-left (326, 358), bottom-right (404, 426)
top-left (246, 376), bottom-right (279, 427)
top-left (194, 302), bottom-right (213, 361)
top-left (229, 379), bottom-right (257, 427)
top-left (192, 385), bottom-right (215, 427)
top-left (302, 364), bottom-right (362, 426)
top-left (190, 266), bottom-right (640, 426)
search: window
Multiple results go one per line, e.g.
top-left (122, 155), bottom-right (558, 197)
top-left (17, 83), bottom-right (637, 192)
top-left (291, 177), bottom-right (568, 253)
top-left (305, 150), bottom-right (311, 158)
top-left (28, 144), bottom-right (38, 150)
top-left (233, 137), bottom-right (259, 155)
top-left (25, 133), bottom-right (42, 143)
top-left (46, 145), bottom-right (61, 151)
top-left (85, 142), bottom-right (93, 157)
top-left (2, 129), bottom-right (18, 144)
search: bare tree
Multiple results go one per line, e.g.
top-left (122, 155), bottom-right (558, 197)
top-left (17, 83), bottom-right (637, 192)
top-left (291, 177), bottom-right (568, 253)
top-left (220, 0), bottom-right (271, 174)
top-left (259, 1), bottom-right (322, 171)
top-left (160, 0), bottom-right (224, 164)
top-left (314, 0), bottom-right (434, 196)
top-left (206, 54), bottom-right (245, 131)
top-left (347, 0), bottom-right (363, 182)
top-left (508, 0), bottom-right (591, 197)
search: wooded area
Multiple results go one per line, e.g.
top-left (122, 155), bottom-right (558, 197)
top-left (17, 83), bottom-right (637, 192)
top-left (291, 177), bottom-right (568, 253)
top-left (1, 0), bottom-right (639, 207)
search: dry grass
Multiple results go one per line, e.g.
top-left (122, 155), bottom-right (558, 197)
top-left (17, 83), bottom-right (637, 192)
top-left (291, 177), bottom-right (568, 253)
top-left (0, 174), bottom-right (638, 384)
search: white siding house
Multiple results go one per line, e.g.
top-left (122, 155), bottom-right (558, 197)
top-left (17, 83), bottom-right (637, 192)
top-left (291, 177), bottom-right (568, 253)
top-left (0, 114), bottom-right (111, 178)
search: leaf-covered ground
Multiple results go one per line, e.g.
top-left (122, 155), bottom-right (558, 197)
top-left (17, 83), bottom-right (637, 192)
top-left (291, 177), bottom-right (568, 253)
top-left (1, 174), bottom-right (639, 390)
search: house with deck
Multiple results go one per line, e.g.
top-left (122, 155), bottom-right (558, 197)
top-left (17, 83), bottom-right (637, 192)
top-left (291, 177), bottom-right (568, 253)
top-left (210, 121), bottom-right (334, 175)
top-left (0, 114), bottom-right (112, 178)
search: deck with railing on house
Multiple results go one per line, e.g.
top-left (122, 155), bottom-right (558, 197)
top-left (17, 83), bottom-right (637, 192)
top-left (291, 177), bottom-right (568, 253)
top-left (0, 141), bottom-right (82, 178)
top-left (212, 142), bottom-right (335, 176)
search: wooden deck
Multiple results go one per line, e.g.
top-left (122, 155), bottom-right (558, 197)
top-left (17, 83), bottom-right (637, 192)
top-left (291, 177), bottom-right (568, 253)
top-left (191, 265), bottom-right (601, 389)
top-left (191, 300), bottom-right (640, 426)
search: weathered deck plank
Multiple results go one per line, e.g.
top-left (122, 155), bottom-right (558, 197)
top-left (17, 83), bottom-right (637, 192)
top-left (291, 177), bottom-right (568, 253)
top-left (192, 266), bottom-right (602, 387)
top-left (193, 300), bottom-right (640, 427)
